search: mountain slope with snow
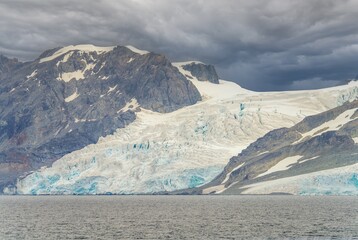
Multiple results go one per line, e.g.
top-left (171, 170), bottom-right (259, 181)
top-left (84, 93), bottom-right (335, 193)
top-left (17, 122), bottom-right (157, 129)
top-left (0, 45), bottom-right (201, 191)
top-left (12, 57), bottom-right (358, 194)
top-left (199, 99), bottom-right (358, 196)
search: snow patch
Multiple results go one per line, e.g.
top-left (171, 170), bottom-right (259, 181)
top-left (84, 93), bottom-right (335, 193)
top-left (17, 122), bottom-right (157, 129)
top-left (65, 89), bottom-right (80, 103)
top-left (255, 155), bottom-right (303, 178)
top-left (127, 57), bottom-right (135, 63)
top-left (222, 162), bottom-right (245, 184)
top-left (202, 185), bottom-right (226, 194)
top-left (172, 62), bottom-right (250, 100)
top-left (202, 162), bottom-right (245, 194)
top-left (75, 118), bottom-right (96, 123)
top-left (353, 137), bottom-right (358, 144)
top-left (58, 70), bottom-right (84, 82)
top-left (57, 61), bottom-right (96, 82)
top-left (56, 52), bottom-right (74, 67)
top-left (125, 45), bottom-right (149, 55)
top-left (173, 61), bottom-right (204, 66)
top-left (96, 62), bottom-right (106, 74)
top-left (117, 98), bottom-right (139, 113)
top-left (39, 44), bottom-right (114, 63)
top-left (203, 180), bottom-right (239, 194)
top-left (299, 156), bottom-right (320, 163)
top-left (26, 70), bottom-right (37, 79)
top-left (256, 151), bottom-right (269, 156)
top-left (108, 85), bottom-right (117, 93)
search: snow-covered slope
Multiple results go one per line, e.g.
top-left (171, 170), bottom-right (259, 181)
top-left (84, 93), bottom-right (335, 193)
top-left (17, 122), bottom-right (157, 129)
top-left (200, 99), bottom-right (358, 196)
top-left (39, 44), bottom-right (115, 63)
top-left (240, 163), bottom-right (358, 195)
top-left (14, 60), bottom-right (358, 194)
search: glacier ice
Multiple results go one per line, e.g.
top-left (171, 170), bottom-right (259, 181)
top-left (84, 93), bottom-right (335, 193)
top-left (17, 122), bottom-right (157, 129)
top-left (241, 164), bottom-right (358, 195)
top-left (337, 85), bottom-right (358, 106)
top-left (299, 172), bottom-right (358, 195)
top-left (14, 77), bottom-right (358, 194)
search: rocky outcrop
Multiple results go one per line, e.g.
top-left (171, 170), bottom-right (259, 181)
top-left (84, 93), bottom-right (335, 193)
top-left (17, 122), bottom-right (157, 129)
top-left (0, 45), bottom-right (201, 191)
top-left (0, 55), bottom-right (21, 80)
top-left (182, 62), bottom-right (219, 84)
top-left (104, 48), bottom-right (201, 112)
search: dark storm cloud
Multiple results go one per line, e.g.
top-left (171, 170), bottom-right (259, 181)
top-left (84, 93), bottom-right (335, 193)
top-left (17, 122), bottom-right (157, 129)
top-left (1, 0), bottom-right (358, 90)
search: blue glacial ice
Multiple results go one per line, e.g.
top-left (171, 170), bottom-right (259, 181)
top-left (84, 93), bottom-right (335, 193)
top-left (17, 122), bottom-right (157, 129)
top-left (299, 173), bottom-right (358, 196)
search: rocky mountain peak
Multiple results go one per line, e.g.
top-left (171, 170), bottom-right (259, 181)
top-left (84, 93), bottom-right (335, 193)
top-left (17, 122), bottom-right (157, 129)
top-left (0, 55), bottom-right (21, 77)
top-left (182, 62), bottom-right (219, 84)
top-left (0, 44), bottom-right (203, 190)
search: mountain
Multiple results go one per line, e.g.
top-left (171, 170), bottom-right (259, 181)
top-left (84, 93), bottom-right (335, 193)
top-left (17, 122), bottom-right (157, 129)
top-left (7, 49), bottom-right (358, 194)
top-left (199, 100), bottom-right (358, 195)
top-left (0, 44), bottom-right (202, 191)
top-left (0, 55), bottom-right (21, 77)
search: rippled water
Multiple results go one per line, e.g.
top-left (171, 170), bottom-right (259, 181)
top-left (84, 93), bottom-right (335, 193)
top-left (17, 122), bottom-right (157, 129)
top-left (0, 195), bottom-right (357, 239)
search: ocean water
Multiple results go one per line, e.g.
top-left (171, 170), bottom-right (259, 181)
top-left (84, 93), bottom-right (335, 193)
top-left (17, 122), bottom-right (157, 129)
top-left (0, 195), bottom-right (357, 239)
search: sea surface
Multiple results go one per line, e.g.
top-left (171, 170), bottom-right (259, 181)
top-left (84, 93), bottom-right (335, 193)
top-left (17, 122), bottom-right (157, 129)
top-left (0, 195), bottom-right (357, 239)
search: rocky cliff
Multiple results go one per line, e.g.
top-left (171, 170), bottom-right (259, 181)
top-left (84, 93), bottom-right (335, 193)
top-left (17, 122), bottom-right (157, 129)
top-left (182, 62), bottom-right (219, 84)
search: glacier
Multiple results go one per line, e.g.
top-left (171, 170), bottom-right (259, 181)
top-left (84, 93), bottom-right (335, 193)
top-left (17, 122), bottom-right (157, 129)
top-left (240, 163), bottom-right (358, 196)
top-left (14, 62), bottom-right (358, 194)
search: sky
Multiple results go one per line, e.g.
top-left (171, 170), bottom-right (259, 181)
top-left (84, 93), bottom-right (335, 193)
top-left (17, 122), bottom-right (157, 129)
top-left (1, 0), bottom-right (358, 91)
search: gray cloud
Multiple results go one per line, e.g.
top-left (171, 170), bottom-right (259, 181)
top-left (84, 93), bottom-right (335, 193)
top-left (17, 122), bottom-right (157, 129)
top-left (1, 0), bottom-right (358, 90)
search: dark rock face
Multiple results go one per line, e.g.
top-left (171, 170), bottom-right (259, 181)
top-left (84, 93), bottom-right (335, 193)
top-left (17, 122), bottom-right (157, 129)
top-left (292, 101), bottom-right (356, 134)
top-left (238, 127), bottom-right (301, 158)
top-left (200, 100), bottom-right (358, 193)
top-left (0, 55), bottom-right (21, 80)
top-left (182, 62), bottom-right (219, 84)
top-left (0, 45), bottom-right (201, 190)
top-left (104, 48), bottom-right (201, 112)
